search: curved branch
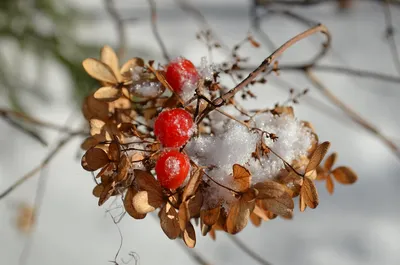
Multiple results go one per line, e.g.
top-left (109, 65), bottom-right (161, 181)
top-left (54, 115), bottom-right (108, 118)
top-left (228, 235), bottom-right (273, 265)
top-left (148, 0), bottom-right (171, 62)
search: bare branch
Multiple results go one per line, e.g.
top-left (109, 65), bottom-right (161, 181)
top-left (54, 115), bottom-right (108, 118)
top-left (105, 0), bottom-right (127, 58)
top-left (382, 0), bottom-right (400, 75)
top-left (228, 235), bottom-right (272, 265)
top-left (147, 0), bottom-right (171, 62)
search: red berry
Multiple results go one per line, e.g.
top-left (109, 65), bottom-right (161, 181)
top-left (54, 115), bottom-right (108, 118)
top-left (154, 108), bottom-right (194, 148)
top-left (165, 57), bottom-right (199, 93)
top-left (155, 150), bottom-right (190, 189)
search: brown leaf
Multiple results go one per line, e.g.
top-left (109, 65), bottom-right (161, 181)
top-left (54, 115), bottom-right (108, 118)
top-left (209, 228), bottom-right (216, 241)
top-left (332, 166), bottom-right (358, 184)
top-left (326, 175), bottom-right (334, 194)
top-left (82, 95), bottom-right (109, 121)
top-left (98, 182), bottom-right (115, 206)
top-left (299, 193), bottom-right (307, 212)
top-left (94, 86), bottom-right (121, 102)
top-left (116, 155), bottom-right (130, 182)
top-left (200, 207), bottom-right (220, 226)
top-left (226, 195), bottom-right (255, 234)
top-left (82, 147), bottom-right (110, 171)
top-left (301, 177), bottom-right (319, 209)
top-left (306, 141), bottom-right (330, 173)
top-left (248, 36), bottom-right (260, 48)
top-left (182, 222), bottom-right (196, 248)
top-left (187, 191), bottom-right (203, 218)
top-left (324, 153), bottom-right (337, 171)
top-left (253, 181), bottom-right (287, 200)
top-left (132, 190), bottom-right (163, 214)
top-left (232, 164), bottom-right (251, 193)
top-left (108, 142), bottom-right (120, 161)
top-left (160, 203), bottom-right (180, 239)
top-left (261, 192), bottom-right (294, 218)
top-left (100, 45), bottom-right (122, 81)
top-left (253, 204), bottom-right (270, 221)
top-left (134, 170), bottom-right (163, 198)
top-left (178, 201), bottom-right (190, 230)
top-left (250, 212), bottom-right (261, 227)
top-left (92, 184), bottom-right (104, 198)
top-left (124, 187), bottom-right (146, 219)
top-left (110, 97), bottom-right (131, 110)
top-left (82, 58), bottom-right (118, 84)
top-left (120, 57), bottom-right (145, 77)
top-left (81, 137), bottom-right (99, 151)
top-left (182, 168), bottom-right (203, 202)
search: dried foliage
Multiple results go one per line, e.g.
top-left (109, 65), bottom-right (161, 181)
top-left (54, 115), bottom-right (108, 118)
top-left (80, 37), bottom-right (357, 247)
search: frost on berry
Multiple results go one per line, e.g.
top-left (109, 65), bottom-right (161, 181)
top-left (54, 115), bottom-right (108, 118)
top-left (80, 45), bottom-right (357, 247)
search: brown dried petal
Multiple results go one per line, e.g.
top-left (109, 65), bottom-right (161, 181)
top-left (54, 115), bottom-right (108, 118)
top-left (200, 207), bottom-right (220, 226)
top-left (94, 86), bottom-right (121, 102)
top-left (116, 155), bottom-right (130, 182)
top-left (108, 142), bottom-right (120, 161)
top-left (120, 57), bottom-right (145, 75)
top-left (160, 203), bottom-right (180, 239)
top-left (253, 204), bottom-right (270, 221)
top-left (134, 170), bottom-right (163, 197)
top-left (182, 168), bottom-right (203, 202)
top-left (253, 181), bottom-right (286, 199)
top-left (326, 175), bottom-right (334, 194)
top-left (132, 190), bottom-right (163, 214)
top-left (187, 191), bottom-right (203, 218)
top-left (261, 192), bottom-right (294, 218)
top-left (98, 182), bottom-right (115, 206)
top-left (332, 166), bottom-right (358, 184)
top-left (232, 164), bottom-right (251, 193)
top-left (299, 193), bottom-right (307, 212)
top-left (178, 201), bottom-right (190, 230)
top-left (250, 212), bottom-right (261, 227)
top-left (100, 45), bottom-right (122, 81)
top-left (82, 95), bottom-right (109, 121)
top-left (301, 177), bottom-right (319, 209)
top-left (124, 187), bottom-right (146, 219)
top-left (226, 195), bottom-right (255, 234)
top-left (81, 137), bottom-right (99, 151)
top-left (82, 147), bottom-right (110, 171)
top-left (182, 222), bottom-right (196, 248)
top-left (92, 184), bottom-right (104, 198)
top-left (306, 141), bottom-right (330, 172)
top-left (82, 58), bottom-right (118, 84)
top-left (324, 153), bottom-right (337, 171)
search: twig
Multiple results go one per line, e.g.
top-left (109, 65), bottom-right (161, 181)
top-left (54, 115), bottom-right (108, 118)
top-left (228, 235), bottom-right (273, 265)
top-left (147, 0), bottom-right (171, 62)
top-left (305, 69), bottom-right (400, 160)
top-left (177, 240), bottom-right (211, 265)
top-left (105, 0), bottom-right (127, 58)
top-left (382, 0), bottom-right (400, 75)
top-left (0, 133), bottom-right (78, 200)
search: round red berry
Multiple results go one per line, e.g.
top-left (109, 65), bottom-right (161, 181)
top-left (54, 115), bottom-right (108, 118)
top-left (165, 57), bottom-right (199, 93)
top-left (155, 150), bottom-right (190, 189)
top-left (154, 108), bottom-right (194, 148)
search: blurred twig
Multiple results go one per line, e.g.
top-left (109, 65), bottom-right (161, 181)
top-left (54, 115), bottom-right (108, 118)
top-left (148, 0), bottom-right (171, 62)
top-left (383, 0), bottom-right (400, 75)
top-left (105, 0), bottom-right (127, 58)
top-left (228, 235), bottom-right (272, 265)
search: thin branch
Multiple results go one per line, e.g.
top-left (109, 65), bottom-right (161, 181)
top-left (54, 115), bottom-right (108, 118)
top-left (0, 133), bottom-right (77, 200)
top-left (228, 235), bottom-right (273, 265)
top-left (105, 0), bottom-right (127, 58)
top-left (305, 69), bottom-right (400, 160)
top-left (147, 0), bottom-right (171, 62)
top-left (383, 0), bottom-right (400, 75)
top-left (177, 240), bottom-right (211, 265)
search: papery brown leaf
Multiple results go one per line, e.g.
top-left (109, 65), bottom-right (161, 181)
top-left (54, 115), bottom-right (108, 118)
top-left (261, 192), bottom-right (294, 218)
top-left (332, 166), bottom-right (358, 184)
top-left (110, 97), bottom-right (131, 110)
top-left (324, 153), bottom-right (337, 171)
top-left (132, 190), bottom-right (163, 214)
top-left (94, 86), bottom-right (121, 102)
top-left (92, 184), bottom-right (104, 198)
top-left (100, 45), bottom-right (122, 81)
top-left (108, 142), bottom-right (120, 161)
top-left (120, 57), bottom-right (145, 76)
top-left (98, 182), bottom-right (115, 206)
top-left (182, 168), bottom-right (203, 202)
top-left (134, 170), bottom-right (163, 198)
top-left (253, 181), bottom-right (286, 199)
top-left (188, 191), bottom-right (203, 218)
top-left (301, 177), bottom-right (319, 209)
top-left (209, 228), bottom-right (216, 241)
top-left (200, 207), bottom-right (220, 226)
top-left (82, 58), bottom-right (118, 84)
top-left (232, 164), bottom-right (251, 193)
top-left (160, 203), bottom-right (180, 239)
top-left (82, 95), bottom-right (109, 121)
top-left (182, 222), bottom-right (196, 248)
top-left (248, 36), bottom-right (260, 48)
top-left (326, 175), bottom-right (334, 194)
top-left (306, 141), bottom-right (330, 173)
top-left (90, 119), bottom-right (105, 136)
top-left (299, 193), bottom-right (307, 212)
top-left (201, 222), bottom-right (211, 236)
top-left (226, 194), bottom-right (256, 234)
top-left (250, 212), bottom-right (261, 227)
top-left (81, 137), bottom-right (99, 151)
top-left (116, 155), bottom-right (130, 182)
top-left (253, 204), bottom-right (270, 221)
top-left (82, 147), bottom-right (110, 171)
top-left (124, 187), bottom-right (146, 219)
top-left (179, 201), bottom-right (190, 230)
top-left (273, 106), bottom-right (294, 117)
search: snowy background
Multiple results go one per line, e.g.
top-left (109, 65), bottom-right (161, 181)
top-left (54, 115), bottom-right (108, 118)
top-left (1, 1), bottom-right (400, 265)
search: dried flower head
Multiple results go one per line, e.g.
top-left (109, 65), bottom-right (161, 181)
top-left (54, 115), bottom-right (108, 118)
top-left (80, 45), bottom-right (357, 247)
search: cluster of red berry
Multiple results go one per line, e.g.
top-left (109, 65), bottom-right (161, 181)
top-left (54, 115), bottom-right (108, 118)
top-left (154, 58), bottom-right (199, 189)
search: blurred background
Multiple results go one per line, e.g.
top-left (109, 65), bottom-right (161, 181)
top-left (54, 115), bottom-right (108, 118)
top-left (1, 0), bottom-right (400, 264)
